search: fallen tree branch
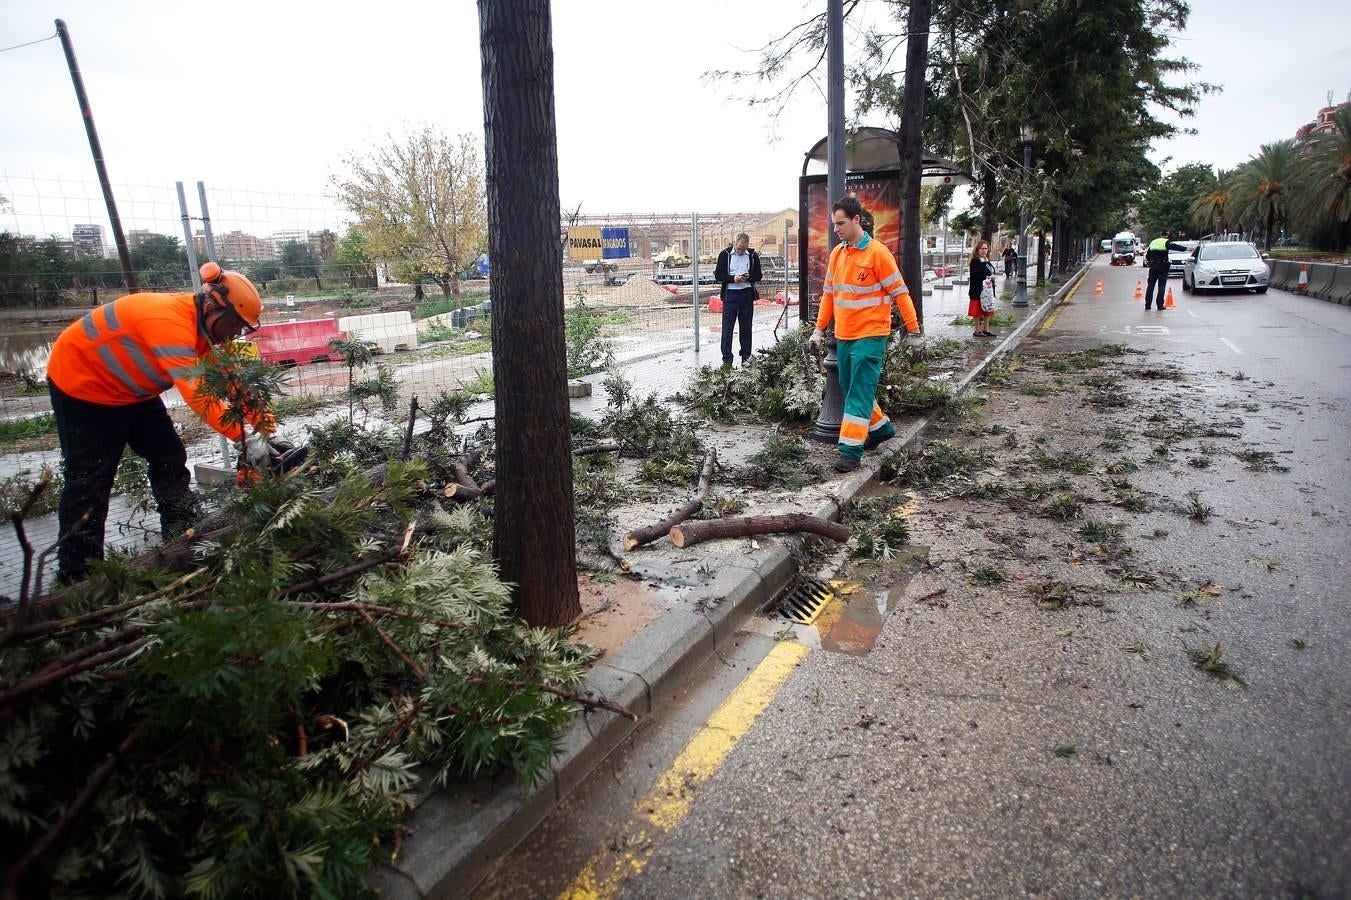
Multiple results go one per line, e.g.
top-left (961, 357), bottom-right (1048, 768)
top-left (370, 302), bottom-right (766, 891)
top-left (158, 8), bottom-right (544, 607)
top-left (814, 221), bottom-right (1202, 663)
top-left (669, 514), bottom-right (850, 549)
top-left (357, 607), bottom-right (425, 678)
top-left (624, 448), bottom-right (717, 551)
top-left (2, 729), bottom-right (139, 900)
top-left (401, 395), bottom-right (419, 460)
top-left (279, 546), bottom-right (406, 597)
top-left (572, 441), bottom-right (621, 457)
top-left (0, 635), bottom-right (152, 712)
top-left (469, 676), bottom-right (638, 722)
top-left (0, 568), bottom-right (207, 649)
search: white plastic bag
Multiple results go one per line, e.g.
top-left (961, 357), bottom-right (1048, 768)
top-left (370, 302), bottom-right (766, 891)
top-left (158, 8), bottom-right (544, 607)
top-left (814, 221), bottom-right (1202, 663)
top-left (979, 278), bottom-right (996, 312)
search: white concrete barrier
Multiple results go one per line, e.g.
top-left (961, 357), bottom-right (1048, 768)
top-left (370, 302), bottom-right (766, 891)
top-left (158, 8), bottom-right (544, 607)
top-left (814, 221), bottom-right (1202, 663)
top-left (336, 311), bottom-right (419, 353)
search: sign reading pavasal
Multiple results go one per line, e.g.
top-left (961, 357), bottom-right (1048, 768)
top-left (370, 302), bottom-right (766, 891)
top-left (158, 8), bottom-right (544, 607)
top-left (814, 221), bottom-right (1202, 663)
top-left (567, 226), bottom-right (630, 261)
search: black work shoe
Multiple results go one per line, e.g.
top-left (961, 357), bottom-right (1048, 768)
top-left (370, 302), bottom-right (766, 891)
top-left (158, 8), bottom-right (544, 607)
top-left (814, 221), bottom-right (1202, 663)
top-left (833, 453), bottom-right (861, 473)
top-left (864, 430), bottom-right (895, 451)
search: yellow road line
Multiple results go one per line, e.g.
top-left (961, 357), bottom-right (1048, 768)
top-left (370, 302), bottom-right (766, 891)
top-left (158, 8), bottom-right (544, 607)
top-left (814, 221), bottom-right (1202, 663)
top-left (560, 641), bottom-right (810, 899)
top-left (1037, 273), bottom-right (1086, 336)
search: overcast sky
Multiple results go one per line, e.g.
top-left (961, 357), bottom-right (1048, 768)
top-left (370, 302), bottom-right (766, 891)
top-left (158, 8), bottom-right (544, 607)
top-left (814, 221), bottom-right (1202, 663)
top-left (1, 0), bottom-right (1347, 239)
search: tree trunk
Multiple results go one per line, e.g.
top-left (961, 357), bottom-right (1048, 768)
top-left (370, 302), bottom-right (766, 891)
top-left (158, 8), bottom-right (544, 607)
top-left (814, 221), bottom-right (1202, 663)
top-left (478, 0), bottom-right (580, 627)
top-left (980, 167), bottom-right (997, 242)
top-left (897, 0), bottom-right (932, 328)
top-left (1035, 228), bottom-right (1046, 285)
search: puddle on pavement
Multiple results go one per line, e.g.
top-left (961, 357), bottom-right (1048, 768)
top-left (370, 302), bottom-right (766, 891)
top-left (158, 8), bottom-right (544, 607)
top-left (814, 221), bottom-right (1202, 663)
top-left (811, 546), bottom-right (928, 655)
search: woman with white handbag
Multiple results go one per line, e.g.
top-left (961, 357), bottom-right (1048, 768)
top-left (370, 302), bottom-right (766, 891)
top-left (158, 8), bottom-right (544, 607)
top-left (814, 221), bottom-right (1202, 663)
top-left (967, 240), bottom-right (998, 338)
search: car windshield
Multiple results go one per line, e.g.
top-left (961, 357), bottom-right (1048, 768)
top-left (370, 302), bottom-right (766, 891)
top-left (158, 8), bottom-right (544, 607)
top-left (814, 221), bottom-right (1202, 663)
top-left (1199, 244), bottom-right (1259, 261)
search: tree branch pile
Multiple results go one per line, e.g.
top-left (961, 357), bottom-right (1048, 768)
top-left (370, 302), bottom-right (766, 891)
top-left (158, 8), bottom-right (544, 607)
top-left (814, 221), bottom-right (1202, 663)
top-left (0, 461), bottom-right (616, 899)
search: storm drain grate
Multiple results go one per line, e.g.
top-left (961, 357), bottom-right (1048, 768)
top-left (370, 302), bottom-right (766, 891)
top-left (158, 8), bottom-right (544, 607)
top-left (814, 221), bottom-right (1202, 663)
top-left (775, 577), bottom-right (835, 625)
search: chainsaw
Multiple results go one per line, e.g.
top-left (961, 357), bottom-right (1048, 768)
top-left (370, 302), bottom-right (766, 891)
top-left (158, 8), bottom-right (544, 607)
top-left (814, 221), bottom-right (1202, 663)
top-left (236, 439), bottom-right (309, 486)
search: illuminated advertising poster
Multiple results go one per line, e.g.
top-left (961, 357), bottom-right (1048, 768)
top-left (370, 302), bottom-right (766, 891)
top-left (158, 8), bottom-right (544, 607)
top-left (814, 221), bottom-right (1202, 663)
top-left (798, 171), bottom-right (901, 315)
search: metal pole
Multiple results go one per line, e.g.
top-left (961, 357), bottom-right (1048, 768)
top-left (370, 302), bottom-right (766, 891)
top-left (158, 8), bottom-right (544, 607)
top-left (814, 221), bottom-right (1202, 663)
top-left (783, 219), bottom-right (790, 304)
top-left (1013, 135), bottom-right (1032, 308)
top-left (196, 182), bottom-right (218, 261)
top-left (177, 183), bottom-right (202, 290)
top-left (812, 0), bottom-right (848, 442)
top-left (826, 0), bottom-right (845, 236)
top-left (177, 183), bottom-right (229, 465)
top-left (55, 19), bottom-right (138, 294)
top-left (691, 213), bottom-right (700, 353)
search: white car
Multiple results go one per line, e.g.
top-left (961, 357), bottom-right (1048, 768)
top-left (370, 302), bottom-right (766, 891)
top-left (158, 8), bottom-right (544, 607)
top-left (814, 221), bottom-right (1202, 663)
top-left (1182, 242), bottom-right (1269, 294)
top-left (1168, 240), bottom-right (1199, 278)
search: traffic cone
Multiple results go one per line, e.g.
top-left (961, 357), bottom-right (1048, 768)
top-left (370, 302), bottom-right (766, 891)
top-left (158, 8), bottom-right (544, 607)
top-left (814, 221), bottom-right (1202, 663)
top-left (1095, 280), bottom-right (1103, 296)
top-left (1297, 264), bottom-right (1308, 294)
top-left (1164, 286), bottom-right (1175, 309)
top-left (1133, 280), bottom-right (1144, 301)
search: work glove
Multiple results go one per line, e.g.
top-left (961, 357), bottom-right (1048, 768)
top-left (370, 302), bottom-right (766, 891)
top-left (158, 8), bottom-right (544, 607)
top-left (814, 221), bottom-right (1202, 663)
top-left (808, 328), bottom-right (825, 349)
top-left (240, 433), bottom-right (276, 469)
top-left (902, 330), bottom-right (925, 349)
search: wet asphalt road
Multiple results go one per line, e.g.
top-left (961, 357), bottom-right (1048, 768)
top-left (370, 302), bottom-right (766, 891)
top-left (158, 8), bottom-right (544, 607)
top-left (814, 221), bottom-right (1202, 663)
top-left (477, 259), bottom-right (1351, 900)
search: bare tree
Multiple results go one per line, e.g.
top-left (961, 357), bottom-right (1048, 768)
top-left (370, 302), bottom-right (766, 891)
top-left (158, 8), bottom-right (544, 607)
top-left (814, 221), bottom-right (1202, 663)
top-left (334, 126), bottom-right (485, 299)
top-left (478, 0), bottom-right (580, 627)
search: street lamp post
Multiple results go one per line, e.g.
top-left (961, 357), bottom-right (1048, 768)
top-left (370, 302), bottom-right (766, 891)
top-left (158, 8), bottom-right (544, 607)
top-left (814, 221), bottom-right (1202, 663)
top-left (1012, 125), bottom-right (1034, 309)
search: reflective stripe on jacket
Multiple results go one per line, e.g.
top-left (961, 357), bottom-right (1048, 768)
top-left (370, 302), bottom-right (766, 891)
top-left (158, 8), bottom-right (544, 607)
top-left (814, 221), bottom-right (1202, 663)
top-left (46, 292), bottom-right (245, 440)
top-left (815, 234), bottom-right (919, 340)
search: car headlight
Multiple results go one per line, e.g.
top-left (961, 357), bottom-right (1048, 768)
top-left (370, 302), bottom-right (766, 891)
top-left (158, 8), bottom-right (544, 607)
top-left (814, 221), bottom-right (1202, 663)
top-left (1194, 265), bottom-right (1216, 277)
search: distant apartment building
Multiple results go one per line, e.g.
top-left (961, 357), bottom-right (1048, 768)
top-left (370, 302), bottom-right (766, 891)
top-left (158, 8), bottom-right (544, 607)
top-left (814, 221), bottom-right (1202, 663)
top-left (127, 229), bottom-right (156, 250)
top-left (71, 223), bottom-right (107, 259)
top-left (271, 229), bottom-right (308, 252)
top-left (219, 230), bottom-right (275, 261)
top-left (1295, 93), bottom-right (1349, 142)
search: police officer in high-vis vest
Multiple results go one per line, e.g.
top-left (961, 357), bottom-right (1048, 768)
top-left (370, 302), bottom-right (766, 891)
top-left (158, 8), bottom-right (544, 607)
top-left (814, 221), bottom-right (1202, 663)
top-left (809, 196), bottom-right (922, 473)
top-left (45, 262), bottom-right (276, 583)
top-left (1143, 229), bottom-right (1186, 310)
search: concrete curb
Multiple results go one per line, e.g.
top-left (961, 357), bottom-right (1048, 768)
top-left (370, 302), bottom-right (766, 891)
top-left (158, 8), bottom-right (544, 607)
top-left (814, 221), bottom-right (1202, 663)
top-left (371, 264), bottom-right (1089, 897)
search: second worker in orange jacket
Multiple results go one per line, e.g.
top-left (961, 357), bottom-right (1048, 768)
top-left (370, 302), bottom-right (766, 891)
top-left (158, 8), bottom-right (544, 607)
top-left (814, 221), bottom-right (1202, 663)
top-left (809, 195), bottom-right (921, 473)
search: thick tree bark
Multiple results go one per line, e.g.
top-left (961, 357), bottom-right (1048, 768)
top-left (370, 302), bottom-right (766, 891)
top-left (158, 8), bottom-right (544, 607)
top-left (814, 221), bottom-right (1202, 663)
top-left (897, 0), bottom-right (932, 328)
top-left (669, 514), bottom-right (850, 549)
top-left (478, 0), bottom-right (580, 626)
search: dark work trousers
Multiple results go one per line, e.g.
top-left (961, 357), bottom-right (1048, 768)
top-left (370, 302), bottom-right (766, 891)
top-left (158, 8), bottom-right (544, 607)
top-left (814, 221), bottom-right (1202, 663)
top-left (48, 383), bottom-right (198, 582)
top-left (1145, 268), bottom-right (1168, 309)
top-left (721, 288), bottom-right (755, 364)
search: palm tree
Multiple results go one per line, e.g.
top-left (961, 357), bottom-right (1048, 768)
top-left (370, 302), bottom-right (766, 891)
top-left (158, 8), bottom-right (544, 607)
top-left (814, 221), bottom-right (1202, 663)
top-left (1230, 140), bottom-right (1296, 251)
top-left (1292, 106), bottom-right (1351, 251)
top-left (1191, 168), bottom-right (1232, 237)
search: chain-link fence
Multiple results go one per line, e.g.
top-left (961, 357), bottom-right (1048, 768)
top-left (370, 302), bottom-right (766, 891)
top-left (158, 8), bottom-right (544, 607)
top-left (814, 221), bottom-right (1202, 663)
top-left (0, 176), bottom-right (816, 595)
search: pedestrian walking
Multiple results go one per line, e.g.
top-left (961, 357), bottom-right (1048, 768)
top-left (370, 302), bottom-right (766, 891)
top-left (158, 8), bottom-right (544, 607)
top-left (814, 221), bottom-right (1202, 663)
top-left (713, 233), bottom-right (762, 368)
top-left (809, 196), bottom-right (921, 473)
top-left (45, 262), bottom-right (281, 583)
top-left (968, 241), bottom-right (998, 338)
top-left (1143, 229), bottom-right (1186, 310)
top-left (1002, 244), bottom-right (1017, 279)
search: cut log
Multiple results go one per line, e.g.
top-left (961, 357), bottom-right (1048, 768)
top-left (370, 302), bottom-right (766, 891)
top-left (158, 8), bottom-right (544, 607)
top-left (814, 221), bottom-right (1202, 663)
top-left (623, 448), bottom-right (717, 551)
top-left (572, 441), bottom-right (620, 457)
top-left (669, 514), bottom-right (850, 549)
top-left (452, 448), bottom-right (482, 491)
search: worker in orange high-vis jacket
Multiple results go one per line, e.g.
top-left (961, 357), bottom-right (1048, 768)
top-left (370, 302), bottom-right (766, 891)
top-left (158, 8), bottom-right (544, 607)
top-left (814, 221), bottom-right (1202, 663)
top-left (809, 195), bottom-right (922, 473)
top-left (45, 262), bottom-right (277, 583)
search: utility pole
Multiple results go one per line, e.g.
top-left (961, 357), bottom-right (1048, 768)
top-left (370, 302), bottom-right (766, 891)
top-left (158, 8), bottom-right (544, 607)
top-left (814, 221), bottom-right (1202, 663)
top-left (55, 19), bottom-right (137, 293)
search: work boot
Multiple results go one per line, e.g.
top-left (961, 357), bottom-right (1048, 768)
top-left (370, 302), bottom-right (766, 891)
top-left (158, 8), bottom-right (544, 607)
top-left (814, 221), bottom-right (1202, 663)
top-left (833, 453), bottom-right (861, 473)
top-left (864, 428), bottom-right (895, 451)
